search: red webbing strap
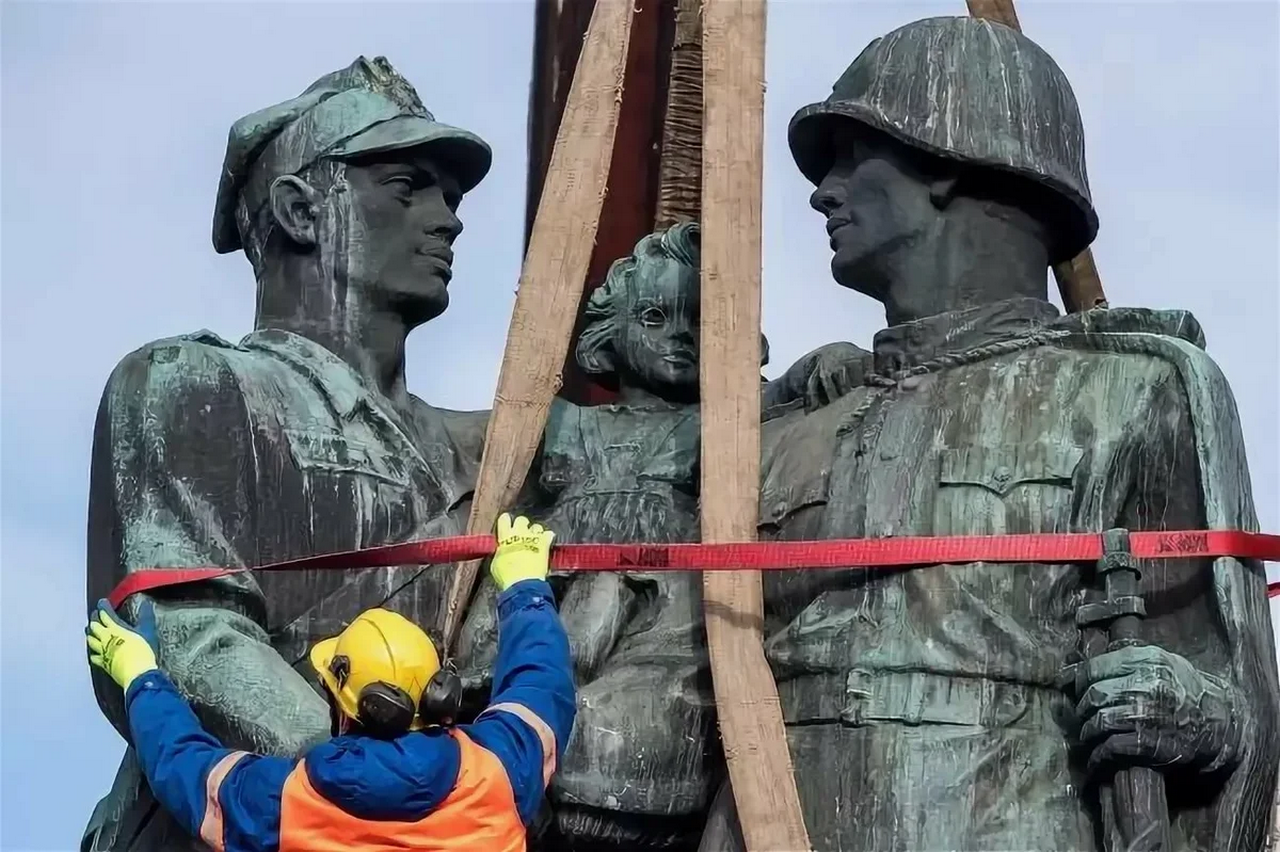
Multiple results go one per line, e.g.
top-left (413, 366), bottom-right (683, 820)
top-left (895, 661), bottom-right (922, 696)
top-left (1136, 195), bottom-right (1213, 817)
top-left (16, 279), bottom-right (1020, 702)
top-left (105, 529), bottom-right (1280, 609)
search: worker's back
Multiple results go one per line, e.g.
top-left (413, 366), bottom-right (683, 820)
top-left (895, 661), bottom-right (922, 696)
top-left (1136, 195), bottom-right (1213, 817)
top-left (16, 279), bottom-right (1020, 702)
top-left (278, 727), bottom-right (525, 852)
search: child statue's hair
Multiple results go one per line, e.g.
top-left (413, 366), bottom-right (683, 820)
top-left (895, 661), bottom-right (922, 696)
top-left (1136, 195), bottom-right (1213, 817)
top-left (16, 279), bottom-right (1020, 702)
top-left (576, 222), bottom-right (701, 377)
top-left (575, 221), bottom-right (769, 379)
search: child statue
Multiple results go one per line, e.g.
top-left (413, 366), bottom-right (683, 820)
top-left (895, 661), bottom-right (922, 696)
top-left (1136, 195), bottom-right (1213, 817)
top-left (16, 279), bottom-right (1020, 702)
top-left (458, 222), bottom-right (867, 849)
top-left (536, 222), bottom-right (723, 848)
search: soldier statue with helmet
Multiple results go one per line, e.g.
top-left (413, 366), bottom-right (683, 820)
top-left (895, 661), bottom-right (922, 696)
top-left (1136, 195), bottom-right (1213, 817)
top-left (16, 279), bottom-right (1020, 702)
top-left (699, 15), bottom-right (1279, 852)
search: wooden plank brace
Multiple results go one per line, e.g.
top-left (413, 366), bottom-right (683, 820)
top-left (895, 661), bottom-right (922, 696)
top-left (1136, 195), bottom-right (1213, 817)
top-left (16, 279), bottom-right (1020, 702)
top-left (700, 1), bottom-right (812, 849)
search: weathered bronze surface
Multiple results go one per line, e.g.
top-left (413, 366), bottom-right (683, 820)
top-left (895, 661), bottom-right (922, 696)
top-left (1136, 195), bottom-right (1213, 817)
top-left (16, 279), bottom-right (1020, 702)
top-left (82, 57), bottom-right (491, 851)
top-left (698, 16), bottom-right (1279, 852)
top-left (84, 17), bottom-right (1279, 852)
top-left (455, 223), bottom-right (856, 850)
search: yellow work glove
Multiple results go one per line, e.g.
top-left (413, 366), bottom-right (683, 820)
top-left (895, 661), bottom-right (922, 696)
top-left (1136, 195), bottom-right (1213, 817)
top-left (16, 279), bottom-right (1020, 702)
top-left (490, 513), bottom-right (555, 592)
top-left (86, 599), bottom-right (159, 692)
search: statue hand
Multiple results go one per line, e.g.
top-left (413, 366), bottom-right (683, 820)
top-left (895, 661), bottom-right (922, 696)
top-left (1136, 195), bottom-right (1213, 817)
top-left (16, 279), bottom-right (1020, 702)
top-left (801, 342), bottom-right (868, 412)
top-left (1069, 645), bottom-right (1244, 775)
top-left (558, 572), bottom-right (635, 684)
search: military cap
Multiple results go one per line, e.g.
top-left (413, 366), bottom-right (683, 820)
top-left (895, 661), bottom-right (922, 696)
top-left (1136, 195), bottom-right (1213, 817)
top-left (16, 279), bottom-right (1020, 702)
top-left (789, 17), bottom-right (1098, 262)
top-left (212, 56), bottom-right (492, 254)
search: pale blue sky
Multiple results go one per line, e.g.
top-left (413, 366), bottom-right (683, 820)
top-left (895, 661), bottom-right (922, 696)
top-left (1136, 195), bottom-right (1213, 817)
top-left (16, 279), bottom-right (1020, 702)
top-left (2, 2), bottom-right (1277, 849)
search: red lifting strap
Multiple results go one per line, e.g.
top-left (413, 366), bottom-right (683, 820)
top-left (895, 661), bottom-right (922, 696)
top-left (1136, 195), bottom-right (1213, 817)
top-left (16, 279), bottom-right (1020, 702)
top-left (105, 529), bottom-right (1280, 609)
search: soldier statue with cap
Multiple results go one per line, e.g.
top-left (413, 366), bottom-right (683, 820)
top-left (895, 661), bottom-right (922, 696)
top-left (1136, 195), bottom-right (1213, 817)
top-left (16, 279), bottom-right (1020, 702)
top-left (83, 56), bottom-right (493, 851)
top-left (698, 16), bottom-right (1279, 852)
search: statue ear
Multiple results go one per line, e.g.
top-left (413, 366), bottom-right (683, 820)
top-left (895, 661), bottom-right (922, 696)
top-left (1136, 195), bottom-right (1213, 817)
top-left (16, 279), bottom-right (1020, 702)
top-left (268, 175), bottom-right (323, 247)
top-left (759, 332), bottom-right (771, 369)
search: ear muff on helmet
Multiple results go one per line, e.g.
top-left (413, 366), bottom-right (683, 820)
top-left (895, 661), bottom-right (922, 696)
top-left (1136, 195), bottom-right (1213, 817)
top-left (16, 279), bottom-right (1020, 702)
top-left (419, 660), bottom-right (463, 727)
top-left (329, 653), bottom-right (416, 737)
top-left (328, 653), bottom-right (461, 735)
top-left (356, 682), bottom-right (418, 737)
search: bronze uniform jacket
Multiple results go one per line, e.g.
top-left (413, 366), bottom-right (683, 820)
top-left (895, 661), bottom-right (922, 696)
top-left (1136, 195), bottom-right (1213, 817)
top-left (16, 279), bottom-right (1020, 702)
top-left (754, 299), bottom-right (1278, 852)
top-left (84, 328), bottom-right (486, 851)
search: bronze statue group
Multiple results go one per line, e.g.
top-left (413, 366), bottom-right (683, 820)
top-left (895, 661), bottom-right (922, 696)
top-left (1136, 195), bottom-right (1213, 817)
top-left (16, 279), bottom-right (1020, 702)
top-left (82, 17), bottom-right (1278, 852)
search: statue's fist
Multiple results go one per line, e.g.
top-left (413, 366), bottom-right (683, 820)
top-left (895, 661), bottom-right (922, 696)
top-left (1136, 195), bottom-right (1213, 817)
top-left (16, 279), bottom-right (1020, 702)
top-left (802, 342), bottom-right (870, 412)
top-left (1065, 644), bottom-right (1244, 775)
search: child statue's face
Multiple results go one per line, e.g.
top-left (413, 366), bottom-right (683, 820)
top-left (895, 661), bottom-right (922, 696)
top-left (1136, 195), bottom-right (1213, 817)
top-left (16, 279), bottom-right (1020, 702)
top-left (616, 257), bottom-right (700, 395)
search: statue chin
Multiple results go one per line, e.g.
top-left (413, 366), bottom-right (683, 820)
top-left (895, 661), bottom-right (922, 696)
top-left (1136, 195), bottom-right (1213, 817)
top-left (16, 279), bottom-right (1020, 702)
top-left (392, 284), bottom-right (449, 327)
top-left (829, 250), bottom-right (881, 299)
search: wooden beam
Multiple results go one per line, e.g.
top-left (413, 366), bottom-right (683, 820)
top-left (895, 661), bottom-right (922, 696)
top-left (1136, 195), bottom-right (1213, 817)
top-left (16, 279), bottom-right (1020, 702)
top-left (965, 0), bottom-right (1021, 28)
top-left (440, 0), bottom-right (635, 649)
top-left (1271, 789), bottom-right (1280, 850)
top-left (964, 0), bottom-right (1107, 313)
top-left (700, 1), bottom-right (812, 849)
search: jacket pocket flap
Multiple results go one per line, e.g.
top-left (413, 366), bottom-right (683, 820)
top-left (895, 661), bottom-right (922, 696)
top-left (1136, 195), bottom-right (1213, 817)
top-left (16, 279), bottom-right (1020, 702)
top-left (939, 442), bottom-right (1083, 496)
top-left (283, 428), bottom-right (408, 485)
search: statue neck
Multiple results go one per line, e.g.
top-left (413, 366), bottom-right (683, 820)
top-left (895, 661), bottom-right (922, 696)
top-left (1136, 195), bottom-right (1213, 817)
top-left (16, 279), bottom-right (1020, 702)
top-left (615, 381), bottom-right (695, 408)
top-left (253, 259), bottom-right (412, 405)
top-left (879, 211), bottom-right (1051, 327)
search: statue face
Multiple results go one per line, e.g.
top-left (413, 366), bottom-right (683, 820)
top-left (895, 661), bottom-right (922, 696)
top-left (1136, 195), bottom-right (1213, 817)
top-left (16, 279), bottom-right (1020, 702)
top-left (616, 256), bottom-right (700, 396)
top-left (329, 150), bottom-right (464, 326)
top-left (809, 123), bottom-right (943, 301)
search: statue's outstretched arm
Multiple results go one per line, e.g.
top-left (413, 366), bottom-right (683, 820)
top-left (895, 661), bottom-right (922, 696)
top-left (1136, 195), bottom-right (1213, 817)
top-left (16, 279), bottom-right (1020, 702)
top-left (87, 340), bottom-right (327, 756)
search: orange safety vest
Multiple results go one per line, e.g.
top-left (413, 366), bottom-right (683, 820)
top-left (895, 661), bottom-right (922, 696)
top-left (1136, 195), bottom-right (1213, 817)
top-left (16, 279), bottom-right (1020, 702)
top-left (278, 729), bottom-right (526, 852)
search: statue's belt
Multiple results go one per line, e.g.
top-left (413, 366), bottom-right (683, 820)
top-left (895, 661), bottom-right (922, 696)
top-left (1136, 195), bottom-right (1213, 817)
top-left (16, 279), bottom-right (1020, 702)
top-left (107, 529), bottom-right (1280, 609)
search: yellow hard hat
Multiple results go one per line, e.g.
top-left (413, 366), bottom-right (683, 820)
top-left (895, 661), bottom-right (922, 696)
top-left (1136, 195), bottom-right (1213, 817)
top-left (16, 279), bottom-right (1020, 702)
top-left (309, 608), bottom-right (441, 731)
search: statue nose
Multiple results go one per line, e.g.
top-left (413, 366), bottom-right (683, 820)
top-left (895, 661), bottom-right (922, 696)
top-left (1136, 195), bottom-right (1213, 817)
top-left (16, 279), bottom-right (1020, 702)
top-left (810, 184), bottom-right (842, 215)
top-left (426, 211), bottom-right (463, 241)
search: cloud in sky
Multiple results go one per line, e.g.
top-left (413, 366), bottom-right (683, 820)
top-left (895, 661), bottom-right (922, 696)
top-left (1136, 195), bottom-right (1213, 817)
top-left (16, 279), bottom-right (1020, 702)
top-left (1, 2), bottom-right (1276, 849)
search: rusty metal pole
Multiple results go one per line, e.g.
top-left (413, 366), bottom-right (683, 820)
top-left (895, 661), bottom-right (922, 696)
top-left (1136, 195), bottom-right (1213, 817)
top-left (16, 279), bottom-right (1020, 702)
top-left (654, 0), bottom-right (703, 229)
top-left (964, 0), bottom-right (1107, 314)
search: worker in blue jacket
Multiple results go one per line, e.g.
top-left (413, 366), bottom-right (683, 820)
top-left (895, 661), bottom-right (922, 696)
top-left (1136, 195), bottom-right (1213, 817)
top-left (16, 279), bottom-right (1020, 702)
top-left (85, 514), bottom-right (574, 852)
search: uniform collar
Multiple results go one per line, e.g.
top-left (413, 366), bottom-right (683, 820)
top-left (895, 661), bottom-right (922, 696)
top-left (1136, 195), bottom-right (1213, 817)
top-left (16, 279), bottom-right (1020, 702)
top-left (871, 297), bottom-right (1061, 376)
top-left (240, 329), bottom-right (442, 483)
top-left (242, 328), bottom-right (407, 423)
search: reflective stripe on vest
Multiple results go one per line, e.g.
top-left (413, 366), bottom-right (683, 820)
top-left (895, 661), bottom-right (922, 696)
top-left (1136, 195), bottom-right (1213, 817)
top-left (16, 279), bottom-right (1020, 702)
top-left (200, 751), bottom-right (249, 851)
top-left (278, 729), bottom-right (526, 852)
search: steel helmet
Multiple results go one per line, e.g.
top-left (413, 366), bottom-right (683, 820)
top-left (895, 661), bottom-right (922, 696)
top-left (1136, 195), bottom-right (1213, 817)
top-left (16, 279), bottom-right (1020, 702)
top-left (309, 608), bottom-right (442, 732)
top-left (788, 16), bottom-right (1099, 263)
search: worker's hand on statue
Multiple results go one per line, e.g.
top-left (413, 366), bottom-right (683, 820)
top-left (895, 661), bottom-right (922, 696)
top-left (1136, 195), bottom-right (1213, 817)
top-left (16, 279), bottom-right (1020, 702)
top-left (490, 513), bottom-right (555, 592)
top-left (86, 599), bottom-right (160, 692)
top-left (1068, 644), bottom-right (1242, 775)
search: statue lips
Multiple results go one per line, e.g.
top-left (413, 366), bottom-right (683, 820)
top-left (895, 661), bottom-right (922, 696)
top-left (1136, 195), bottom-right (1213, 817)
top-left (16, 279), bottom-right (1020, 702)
top-left (414, 245), bottom-right (454, 284)
top-left (826, 215), bottom-right (852, 250)
top-left (662, 349), bottom-right (696, 367)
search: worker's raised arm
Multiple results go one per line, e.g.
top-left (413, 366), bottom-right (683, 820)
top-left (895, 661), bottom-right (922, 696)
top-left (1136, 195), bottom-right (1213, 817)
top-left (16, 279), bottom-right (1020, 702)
top-left (464, 515), bottom-right (576, 825)
top-left (87, 601), bottom-right (293, 852)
